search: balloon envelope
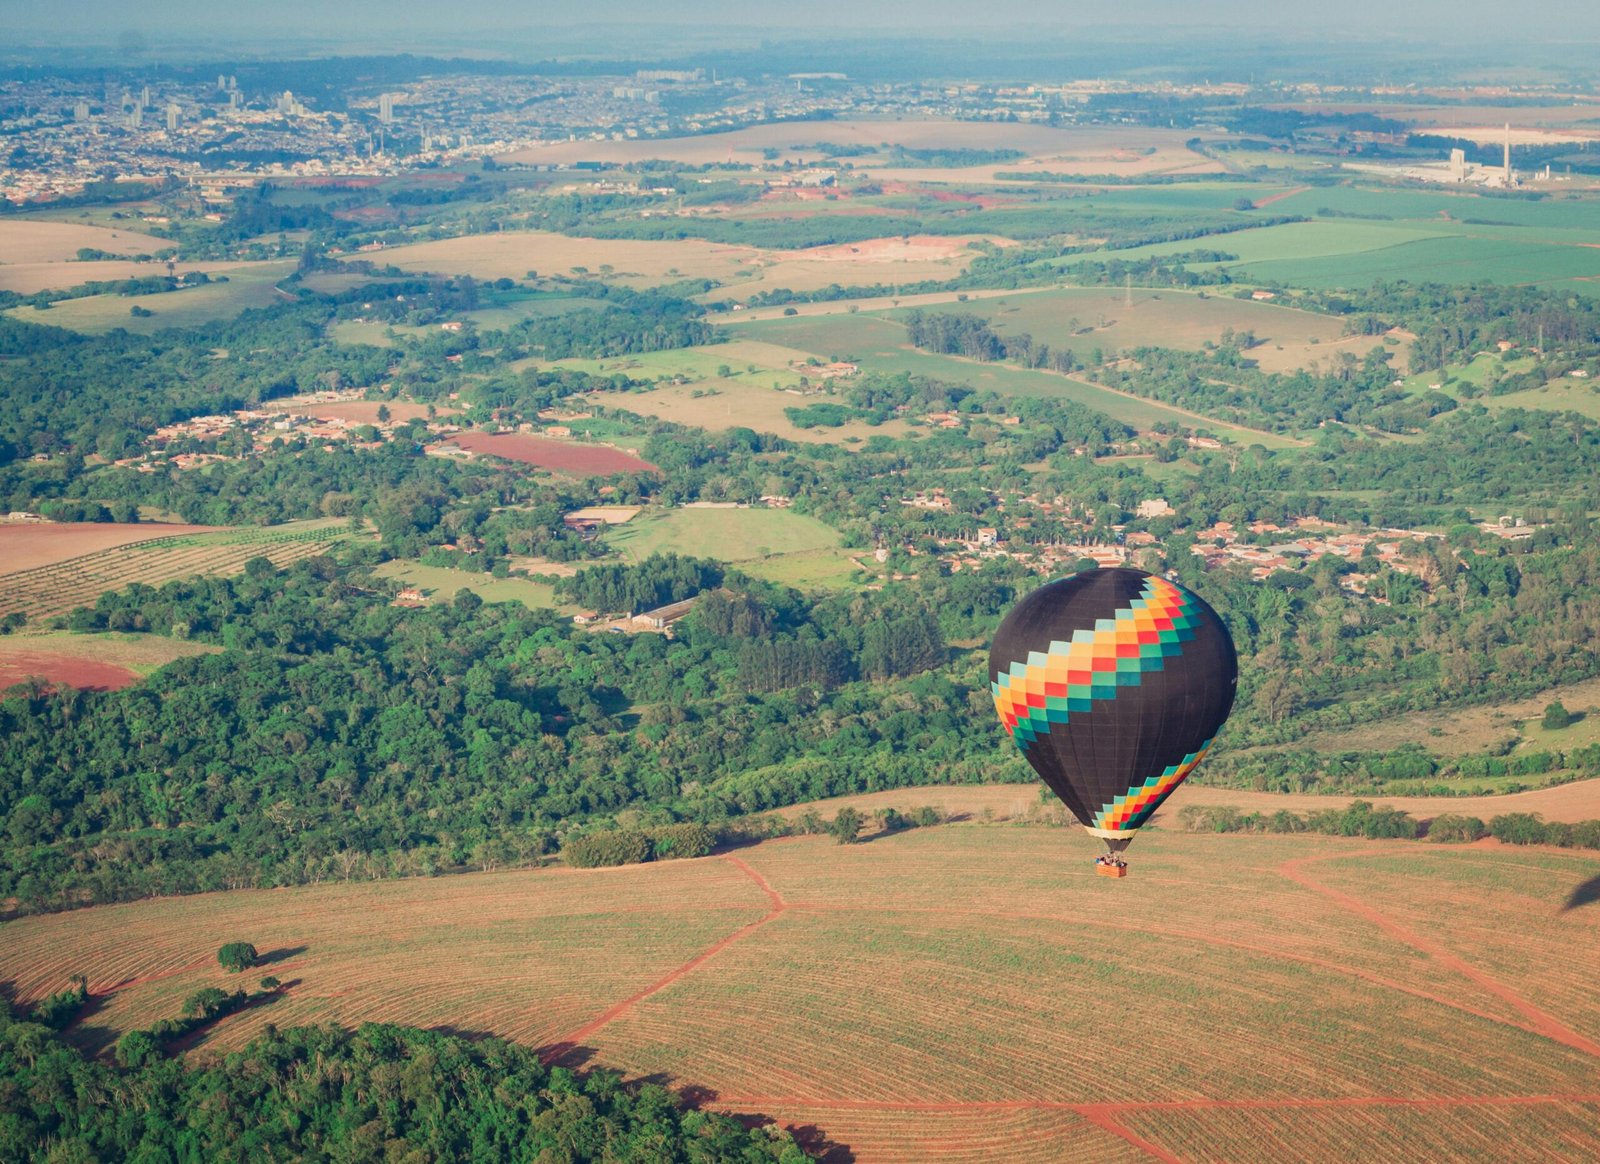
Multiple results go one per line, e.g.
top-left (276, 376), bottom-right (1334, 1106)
top-left (989, 568), bottom-right (1237, 847)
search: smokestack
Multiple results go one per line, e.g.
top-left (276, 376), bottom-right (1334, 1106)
top-left (1505, 123), bottom-right (1512, 184)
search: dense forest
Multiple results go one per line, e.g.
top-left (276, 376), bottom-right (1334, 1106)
top-left (0, 1011), bottom-right (806, 1162)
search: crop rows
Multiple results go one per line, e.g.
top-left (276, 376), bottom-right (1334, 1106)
top-left (1120, 1101), bottom-right (1600, 1164)
top-left (6, 832), bottom-right (1600, 1160)
top-left (720, 1104), bottom-right (1146, 1164)
top-left (597, 907), bottom-right (1593, 1107)
top-left (0, 536), bottom-right (343, 622)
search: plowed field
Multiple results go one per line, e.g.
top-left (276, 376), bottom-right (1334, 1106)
top-left (436, 432), bottom-right (657, 475)
top-left (4, 824), bottom-right (1598, 1161)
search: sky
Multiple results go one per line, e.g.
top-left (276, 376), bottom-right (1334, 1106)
top-left (4, 1), bottom-right (1599, 52)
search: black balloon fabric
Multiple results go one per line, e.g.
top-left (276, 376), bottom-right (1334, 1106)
top-left (989, 568), bottom-right (1237, 843)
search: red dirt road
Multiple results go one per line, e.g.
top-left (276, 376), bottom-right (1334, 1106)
top-left (541, 855), bottom-right (788, 1064)
top-left (436, 432), bottom-right (657, 476)
top-left (1280, 852), bottom-right (1600, 1059)
top-left (1253, 185), bottom-right (1311, 208)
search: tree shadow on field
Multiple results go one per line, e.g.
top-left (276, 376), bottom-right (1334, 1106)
top-left (1562, 874), bottom-right (1600, 912)
top-left (630, 1071), bottom-right (854, 1163)
top-left (256, 945), bottom-right (308, 967)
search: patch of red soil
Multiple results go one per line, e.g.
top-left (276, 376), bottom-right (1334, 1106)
top-left (925, 190), bottom-right (1017, 209)
top-left (0, 653), bottom-right (141, 693)
top-left (439, 432), bottom-right (657, 476)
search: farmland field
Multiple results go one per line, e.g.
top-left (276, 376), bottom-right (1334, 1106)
top-left (0, 219), bottom-right (170, 263)
top-left (0, 521), bottom-right (221, 573)
top-left (0, 259), bottom-right (266, 296)
top-left (5, 262), bottom-right (297, 334)
top-left (896, 286), bottom-right (1359, 374)
top-left (499, 120), bottom-right (1219, 180)
top-left (373, 231), bottom-right (764, 286)
top-left (0, 630), bottom-right (216, 692)
top-left (4, 824), bottom-right (1596, 1162)
top-left (434, 431), bottom-right (657, 475)
top-left (729, 312), bottom-right (1308, 446)
top-left (372, 229), bottom-right (988, 295)
top-left (0, 518), bottom-right (354, 623)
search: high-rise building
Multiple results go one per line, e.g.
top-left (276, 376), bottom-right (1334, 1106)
top-left (127, 106), bottom-right (142, 130)
top-left (140, 86), bottom-right (151, 109)
top-left (1449, 148), bottom-right (1466, 182)
top-left (217, 73), bottom-right (227, 92)
top-left (73, 100), bottom-right (91, 123)
top-left (1504, 123), bottom-right (1513, 185)
top-left (379, 92), bottom-right (395, 124)
top-left (166, 103), bottom-right (181, 132)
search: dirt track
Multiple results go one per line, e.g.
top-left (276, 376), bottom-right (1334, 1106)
top-left (773, 778), bottom-right (1600, 826)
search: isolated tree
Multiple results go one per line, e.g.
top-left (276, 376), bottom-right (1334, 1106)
top-left (217, 942), bottom-right (258, 973)
top-left (1542, 700), bottom-right (1572, 731)
top-left (830, 807), bottom-right (863, 845)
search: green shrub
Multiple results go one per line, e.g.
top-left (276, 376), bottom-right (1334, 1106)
top-left (913, 805), bottom-right (943, 828)
top-left (562, 829), bottom-right (653, 868)
top-left (115, 1029), bottom-right (161, 1068)
top-left (646, 822), bottom-right (717, 860)
top-left (1542, 700), bottom-right (1572, 730)
top-left (1427, 814), bottom-right (1486, 843)
top-left (1489, 813), bottom-right (1548, 846)
top-left (30, 975), bottom-right (88, 1030)
top-left (829, 807), bottom-right (863, 844)
top-left (1570, 820), bottom-right (1600, 849)
top-left (217, 942), bottom-right (258, 973)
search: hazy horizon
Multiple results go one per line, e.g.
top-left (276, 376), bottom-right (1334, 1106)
top-left (8, 0), bottom-right (1600, 55)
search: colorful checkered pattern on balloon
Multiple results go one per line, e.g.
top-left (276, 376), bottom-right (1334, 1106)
top-left (1091, 740), bottom-right (1212, 832)
top-left (990, 575), bottom-right (1201, 749)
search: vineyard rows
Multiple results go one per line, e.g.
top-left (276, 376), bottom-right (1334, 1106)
top-left (0, 529), bottom-right (346, 622)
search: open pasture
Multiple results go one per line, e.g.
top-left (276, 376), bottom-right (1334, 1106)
top-left (911, 286), bottom-right (1356, 371)
top-left (0, 631), bottom-right (215, 693)
top-left (0, 219), bottom-right (169, 263)
top-left (3, 824), bottom-right (1597, 1162)
top-left (604, 505), bottom-right (856, 588)
top-left (590, 377), bottom-right (911, 445)
top-left (729, 312), bottom-right (1308, 446)
top-left (0, 259), bottom-right (264, 297)
top-left (5, 263), bottom-right (296, 335)
top-left (0, 519), bottom-right (352, 624)
top-left (435, 431), bottom-right (656, 475)
top-left (372, 561), bottom-right (570, 610)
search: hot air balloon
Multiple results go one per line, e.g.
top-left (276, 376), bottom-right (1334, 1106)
top-left (989, 568), bottom-right (1237, 876)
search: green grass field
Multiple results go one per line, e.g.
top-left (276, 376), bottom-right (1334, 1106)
top-left (603, 506), bottom-right (859, 589)
top-left (728, 313), bottom-right (1307, 446)
top-left (373, 561), bottom-right (575, 610)
top-left (6, 263), bottom-right (296, 335)
top-left (5, 822), bottom-right (1597, 1162)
